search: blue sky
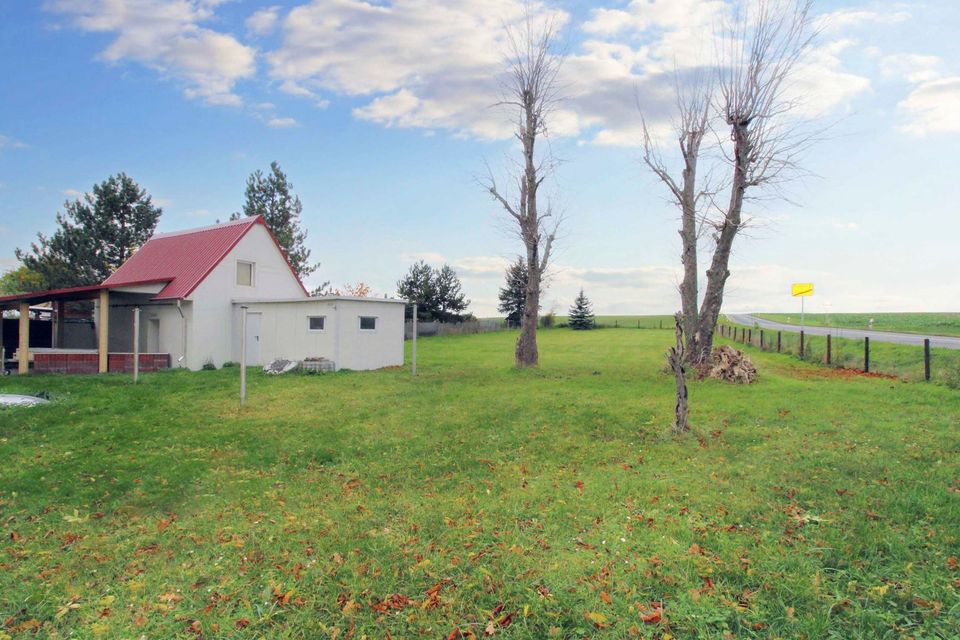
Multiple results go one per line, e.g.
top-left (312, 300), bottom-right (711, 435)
top-left (1, 0), bottom-right (958, 316)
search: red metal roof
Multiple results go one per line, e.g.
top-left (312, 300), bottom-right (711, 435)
top-left (103, 216), bottom-right (307, 300)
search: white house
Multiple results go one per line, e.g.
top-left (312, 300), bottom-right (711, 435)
top-left (0, 216), bottom-right (406, 373)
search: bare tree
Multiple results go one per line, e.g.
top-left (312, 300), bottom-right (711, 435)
top-left (697, 0), bottom-right (814, 362)
top-left (486, 13), bottom-right (563, 367)
top-left (641, 72), bottom-right (713, 357)
top-left (640, 0), bottom-right (815, 364)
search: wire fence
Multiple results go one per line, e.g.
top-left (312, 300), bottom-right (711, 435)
top-left (717, 321), bottom-right (960, 388)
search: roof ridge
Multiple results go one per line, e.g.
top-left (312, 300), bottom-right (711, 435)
top-left (151, 215), bottom-right (261, 239)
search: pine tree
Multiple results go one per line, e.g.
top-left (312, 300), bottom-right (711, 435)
top-left (16, 173), bottom-right (162, 289)
top-left (497, 256), bottom-right (527, 328)
top-left (233, 162), bottom-right (316, 280)
top-left (568, 288), bottom-right (595, 330)
top-left (397, 261), bottom-right (470, 322)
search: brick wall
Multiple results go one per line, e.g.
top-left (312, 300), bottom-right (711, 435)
top-left (34, 352), bottom-right (170, 374)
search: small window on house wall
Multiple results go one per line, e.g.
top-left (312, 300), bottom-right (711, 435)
top-left (359, 316), bottom-right (377, 331)
top-left (236, 261), bottom-right (254, 286)
top-left (308, 316), bottom-right (325, 331)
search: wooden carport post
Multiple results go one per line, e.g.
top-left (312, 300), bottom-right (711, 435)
top-left (18, 302), bottom-right (29, 375)
top-left (98, 289), bottom-right (110, 373)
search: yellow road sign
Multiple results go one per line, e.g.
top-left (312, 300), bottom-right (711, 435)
top-left (791, 283), bottom-right (814, 297)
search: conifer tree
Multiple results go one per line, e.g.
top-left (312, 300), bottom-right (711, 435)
top-left (234, 162), bottom-right (316, 280)
top-left (497, 257), bottom-right (528, 328)
top-left (16, 173), bottom-right (162, 289)
top-left (568, 288), bottom-right (595, 330)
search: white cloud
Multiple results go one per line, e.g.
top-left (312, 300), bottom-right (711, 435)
top-left (260, 0), bottom-right (870, 145)
top-left (63, 188), bottom-right (85, 198)
top-left (0, 134), bottom-right (27, 154)
top-left (400, 251), bottom-right (447, 264)
top-left (898, 77), bottom-right (960, 135)
top-left (815, 7), bottom-right (911, 32)
top-left (46, 0), bottom-right (255, 106)
top-left (829, 220), bottom-right (859, 231)
top-left (880, 53), bottom-right (942, 84)
top-left (266, 116), bottom-right (298, 128)
top-left (246, 5), bottom-right (280, 36)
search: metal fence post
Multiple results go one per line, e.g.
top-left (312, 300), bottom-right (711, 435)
top-left (240, 305), bottom-right (248, 407)
top-left (924, 338), bottom-right (931, 382)
top-left (412, 303), bottom-right (418, 377)
top-left (864, 337), bottom-right (870, 373)
top-left (133, 307), bottom-right (140, 384)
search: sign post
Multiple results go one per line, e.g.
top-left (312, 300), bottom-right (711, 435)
top-left (791, 283), bottom-right (814, 335)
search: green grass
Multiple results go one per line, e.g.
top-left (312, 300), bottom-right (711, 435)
top-left (755, 312), bottom-right (960, 337)
top-left (1, 329), bottom-right (958, 639)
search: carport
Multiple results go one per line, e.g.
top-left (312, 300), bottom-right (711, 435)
top-left (0, 280), bottom-right (171, 374)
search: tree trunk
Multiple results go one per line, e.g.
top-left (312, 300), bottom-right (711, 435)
top-left (516, 253), bottom-right (541, 366)
top-left (679, 139), bottom-right (701, 358)
top-left (668, 312), bottom-right (689, 434)
top-left (695, 124), bottom-right (749, 364)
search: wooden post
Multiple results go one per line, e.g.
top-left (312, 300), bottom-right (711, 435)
top-left (615, 319), bottom-right (619, 328)
top-left (18, 301), bottom-right (29, 375)
top-left (98, 289), bottom-right (109, 373)
top-left (924, 338), bottom-right (931, 382)
top-left (748, 329), bottom-right (752, 345)
top-left (411, 303), bottom-right (418, 377)
top-left (239, 306), bottom-right (248, 406)
top-left (826, 333), bottom-right (832, 365)
top-left (760, 329), bottom-right (764, 349)
top-left (777, 331), bottom-right (782, 353)
top-left (800, 330), bottom-right (805, 358)
top-left (133, 307), bottom-right (140, 384)
top-left (864, 337), bottom-right (870, 373)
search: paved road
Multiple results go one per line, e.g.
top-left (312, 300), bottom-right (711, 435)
top-left (726, 313), bottom-right (960, 350)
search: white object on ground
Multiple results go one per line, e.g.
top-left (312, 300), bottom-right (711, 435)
top-left (263, 359), bottom-right (299, 375)
top-left (0, 394), bottom-right (50, 407)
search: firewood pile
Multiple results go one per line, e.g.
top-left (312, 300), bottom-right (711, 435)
top-left (704, 345), bottom-right (757, 384)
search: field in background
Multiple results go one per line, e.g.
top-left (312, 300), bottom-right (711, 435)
top-left (2, 330), bottom-right (958, 638)
top-left (557, 314), bottom-right (674, 329)
top-left (755, 312), bottom-right (960, 337)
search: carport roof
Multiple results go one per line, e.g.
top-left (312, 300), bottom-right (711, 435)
top-left (0, 280), bottom-right (171, 306)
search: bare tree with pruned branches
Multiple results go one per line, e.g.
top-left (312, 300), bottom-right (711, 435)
top-left (485, 12), bottom-right (563, 368)
top-left (641, 0), bottom-right (816, 364)
top-left (642, 71), bottom-right (714, 357)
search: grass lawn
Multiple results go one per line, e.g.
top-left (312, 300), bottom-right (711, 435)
top-left (1, 329), bottom-right (958, 639)
top-left (755, 313), bottom-right (960, 337)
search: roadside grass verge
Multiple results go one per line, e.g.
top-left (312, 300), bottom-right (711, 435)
top-left (1, 329), bottom-right (958, 639)
top-left (755, 312), bottom-right (960, 337)
top-left (722, 320), bottom-right (960, 386)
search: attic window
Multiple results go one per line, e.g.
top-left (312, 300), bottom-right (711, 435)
top-left (236, 261), bottom-right (254, 286)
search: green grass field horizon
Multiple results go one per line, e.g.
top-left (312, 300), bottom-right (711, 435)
top-left (754, 312), bottom-right (960, 337)
top-left (1, 329), bottom-right (958, 638)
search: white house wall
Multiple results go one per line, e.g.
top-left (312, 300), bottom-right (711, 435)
top-left (231, 299), bottom-right (405, 371)
top-left (186, 224), bottom-right (306, 369)
top-left (336, 300), bottom-right (405, 370)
